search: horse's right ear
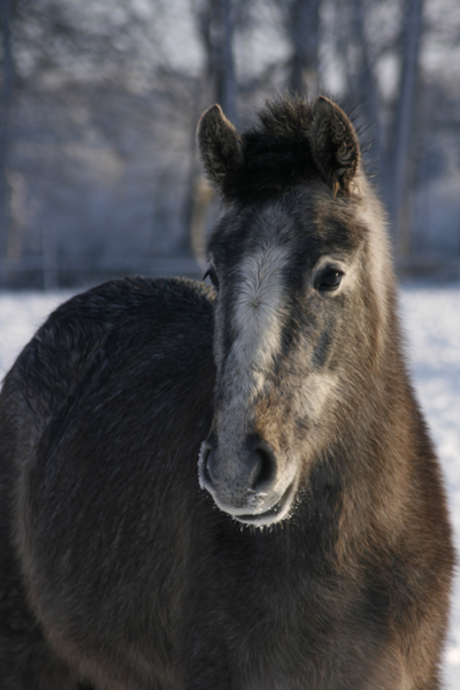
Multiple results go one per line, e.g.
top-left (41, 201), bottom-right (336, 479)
top-left (197, 105), bottom-right (243, 192)
top-left (309, 96), bottom-right (360, 195)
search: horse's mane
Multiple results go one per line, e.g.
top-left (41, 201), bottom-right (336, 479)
top-left (222, 97), bottom-right (320, 205)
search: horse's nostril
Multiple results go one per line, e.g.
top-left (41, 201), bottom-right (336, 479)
top-left (250, 446), bottom-right (276, 492)
top-left (200, 442), bottom-right (214, 486)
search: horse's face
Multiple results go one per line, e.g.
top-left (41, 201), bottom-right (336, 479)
top-left (197, 98), bottom-right (391, 527)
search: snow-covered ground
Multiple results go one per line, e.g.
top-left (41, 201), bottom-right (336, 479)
top-left (0, 281), bottom-right (459, 687)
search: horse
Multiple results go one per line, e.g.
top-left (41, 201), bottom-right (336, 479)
top-left (0, 95), bottom-right (454, 690)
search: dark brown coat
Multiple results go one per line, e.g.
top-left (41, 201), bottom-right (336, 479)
top-left (0, 96), bottom-right (454, 690)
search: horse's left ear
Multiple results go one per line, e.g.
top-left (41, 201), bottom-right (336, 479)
top-left (197, 104), bottom-right (243, 192)
top-left (309, 96), bottom-right (360, 195)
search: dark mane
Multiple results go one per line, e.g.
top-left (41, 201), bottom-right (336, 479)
top-left (222, 97), bottom-right (319, 205)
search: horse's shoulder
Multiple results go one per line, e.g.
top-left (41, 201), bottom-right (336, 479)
top-left (0, 276), bottom-right (215, 443)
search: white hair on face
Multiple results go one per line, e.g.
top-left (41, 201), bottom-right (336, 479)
top-left (228, 202), bottom-right (293, 379)
top-left (214, 241), bottom-right (289, 451)
top-left (233, 242), bottom-right (289, 375)
top-left (213, 208), bottom-right (292, 463)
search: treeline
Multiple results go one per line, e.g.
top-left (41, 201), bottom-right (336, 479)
top-left (0, 0), bottom-right (459, 287)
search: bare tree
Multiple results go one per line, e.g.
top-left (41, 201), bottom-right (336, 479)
top-left (197, 0), bottom-right (238, 123)
top-left (184, 0), bottom-right (242, 263)
top-left (349, 0), bottom-right (383, 173)
top-left (386, 0), bottom-right (424, 254)
top-left (0, 0), bottom-right (15, 282)
top-left (329, 0), bottom-right (426, 255)
top-left (1, 0), bottom-right (457, 286)
top-left (285, 0), bottom-right (321, 96)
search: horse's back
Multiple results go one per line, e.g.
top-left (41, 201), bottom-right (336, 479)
top-left (0, 276), bottom-right (215, 689)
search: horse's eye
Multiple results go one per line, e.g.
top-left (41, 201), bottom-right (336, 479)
top-left (203, 266), bottom-right (220, 290)
top-left (317, 269), bottom-right (343, 292)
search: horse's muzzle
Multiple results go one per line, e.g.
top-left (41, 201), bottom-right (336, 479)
top-left (198, 437), bottom-right (297, 527)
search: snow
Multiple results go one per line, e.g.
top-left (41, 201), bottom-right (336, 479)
top-left (0, 281), bottom-right (459, 686)
top-left (400, 283), bottom-right (460, 689)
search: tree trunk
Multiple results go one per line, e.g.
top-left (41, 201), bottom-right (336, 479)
top-left (288, 0), bottom-right (321, 97)
top-left (186, 0), bottom-right (239, 263)
top-left (199, 0), bottom-right (238, 122)
top-left (0, 0), bottom-right (14, 284)
top-left (217, 0), bottom-right (237, 124)
top-left (351, 0), bottom-right (383, 183)
top-left (387, 0), bottom-right (424, 256)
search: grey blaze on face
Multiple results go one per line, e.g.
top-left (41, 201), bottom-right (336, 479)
top-left (197, 97), bottom-right (387, 528)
